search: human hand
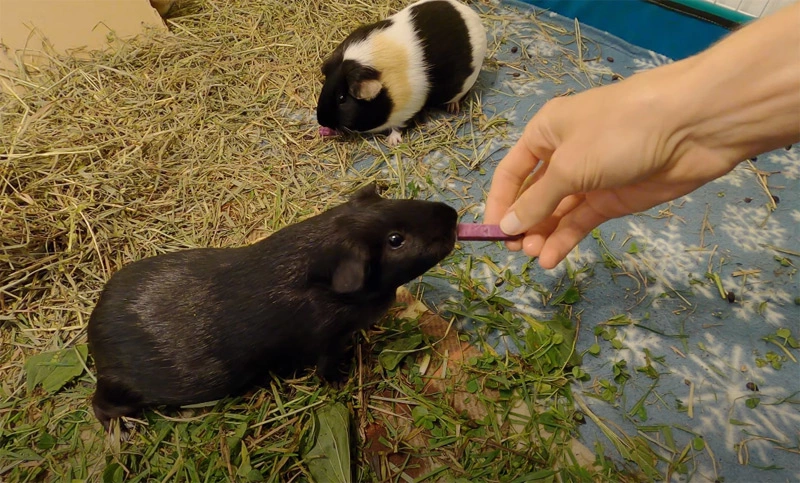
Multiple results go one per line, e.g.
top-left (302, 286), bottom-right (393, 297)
top-left (484, 64), bottom-right (740, 269)
top-left (485, 1), bottom-right (799, 270)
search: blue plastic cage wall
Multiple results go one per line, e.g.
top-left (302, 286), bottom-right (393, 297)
top-left (520, 0), bottom-right (795, 60)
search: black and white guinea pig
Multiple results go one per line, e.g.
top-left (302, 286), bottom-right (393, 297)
top-left (86, 183), bottom-right (457, 432)
top-left (316, 0), bottom-right (487, 146)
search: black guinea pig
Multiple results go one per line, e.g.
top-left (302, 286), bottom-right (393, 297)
top-left (87, 183), bottom-right (457, 432)
top-left (316, 0), bottom-right (487, 146)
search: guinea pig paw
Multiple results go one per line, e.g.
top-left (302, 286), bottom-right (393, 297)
top-left (446, 101), bottom-right (461, 114)
top-left (105, 418), bottom-right (134, 445)
top-left (386, 129), bottom-right (402, 147)
top-left (317, 359), bottom-right (352, 387)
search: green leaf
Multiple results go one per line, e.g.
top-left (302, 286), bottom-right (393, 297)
top-left (102, 463), bottom-right (124, 483)
top-left (634, 404), bottom-right (647, 421)
top-left (605, 314), bottom-right (633, 326)
top-left (636, 364), bottom-right (659, 379)
top-left (246, 469), bottom-right (264, 482)
top-left (542, 316), bottom-right (581, 368)
top-left (588, 343), bottom-right (601, 356)
top-left (11, 448), bottom-right (42, 462)
top-left (237, 443), bottom-right (253, 477)
top-left (225, 421), bottom-right (248, 455)
top-left (37, 433), bottom-right (57, 450)
top-left (466, 378), bottom-right (480, 393)
top-left (378, 334), bottom-right (423, 371)
top-left (411, 405), bottom-right (429, 425)
top-left (692, 437), bottom-right (705, 451)
top-left (551, 286), bottom-right (580, 305)
top-left (776, 328), bottom-right (791, 339)
top-left (745, 397), bottom-right (760, 409)
top-left (302, 402), bottom-right (351, 483)
top-left (601, 328), bottom-right (617, 341)
top-left (25, 344), bottom-right (88, 394)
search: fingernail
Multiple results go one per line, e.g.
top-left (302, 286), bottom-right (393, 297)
top-left (500, 210), bottom-right (522, 235)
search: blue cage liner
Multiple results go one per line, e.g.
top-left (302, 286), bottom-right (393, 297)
top-left (520, 0), bottom-right (755, 59)
top-left (391, 1), bottom-right (799, 481)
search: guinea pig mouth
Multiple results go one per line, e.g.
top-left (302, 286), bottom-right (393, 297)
top-left (319, 126), bottom-right (338, 137)
top-left (316, 115), bottom-right (338, 130)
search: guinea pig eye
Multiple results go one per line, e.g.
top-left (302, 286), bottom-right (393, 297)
top-left (337, 94), bottom-right (346, 104)
top-left (387, 233), bottom-right (405, 249)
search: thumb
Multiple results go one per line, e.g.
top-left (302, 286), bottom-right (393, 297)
top-left (499, 148), bottom-right (576, 235)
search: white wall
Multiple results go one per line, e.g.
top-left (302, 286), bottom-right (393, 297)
top-left (704, 0), bottom-right (797, 17)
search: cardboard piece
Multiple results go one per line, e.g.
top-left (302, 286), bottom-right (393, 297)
top-left (0, 0), bottom-right (167, 74)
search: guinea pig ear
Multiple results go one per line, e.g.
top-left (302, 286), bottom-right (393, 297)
top-left (346, 65), bottom-right (383, 101)
top-left (321, 51), bottom-right (341, 76)
top-left (309, 246), bottom-right (369, 294)
top-left (351, 79), bottom-right (382, 101)
top-left (349, 182), bottom-right (382, 203)
top-left (330, 247), bottom-right (370, 293)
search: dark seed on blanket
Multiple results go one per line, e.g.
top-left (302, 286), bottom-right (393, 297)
top-left (611, 73), bottom-right (622, 81)
top-left (494, 277), bottom-right (505, 287)
top-left (750, 157), bottom-right (758, 161)
top-left (772, 195), bottom-right (780, 204)
top-left (744, 197), bottom-right (752, 203)
top-left (512, 72), bottom-right (520, 77)
top-left (606, 56), bottom-right (614, 62)
top-left (746, 382), bottom-right (759, 391)
top-left (727, 291), bottom-right (736, 303)
top-left (511, 46), bottom-right (518, 53)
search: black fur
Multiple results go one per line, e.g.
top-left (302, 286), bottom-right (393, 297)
top-left (410, 0), bottom-right (475, 107)
top-left (87, 184), bottom-right (457, 431)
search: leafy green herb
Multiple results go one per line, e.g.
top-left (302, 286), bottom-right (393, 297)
top-left (550, 285), bottom-right (581, 305)
top-left (378, 333), bottom-right (424, 371)
top-left (302, 402), bottom-right (352, 483)
top-left (24, 345), bottom-right (89, 394)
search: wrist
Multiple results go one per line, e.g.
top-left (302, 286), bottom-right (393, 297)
top-left (665, 4), bottom-right (800, 167)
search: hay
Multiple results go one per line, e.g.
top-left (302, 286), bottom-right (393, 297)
top-left (0, 0), bottom-right (615, 480)
top-left (1, 0), bottom-right (404, 337)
